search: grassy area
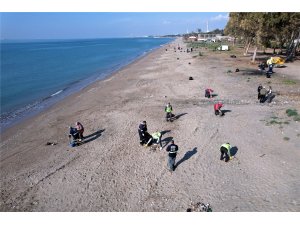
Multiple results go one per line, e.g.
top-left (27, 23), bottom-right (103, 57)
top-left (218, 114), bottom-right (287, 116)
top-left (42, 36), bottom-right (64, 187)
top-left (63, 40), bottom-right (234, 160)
top-left (286, 109), bottom-right (298, 117)
top-left (269, 120), bottom-right (282, 125)
top-left (283, 79), bottom-right (297, 85)
top-left (187, 42), bottom-right (227, 51)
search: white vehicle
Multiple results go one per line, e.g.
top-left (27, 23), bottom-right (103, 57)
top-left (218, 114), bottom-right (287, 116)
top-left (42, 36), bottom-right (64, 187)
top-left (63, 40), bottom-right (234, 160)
top-left (217, 45), bottom-right (229, 51)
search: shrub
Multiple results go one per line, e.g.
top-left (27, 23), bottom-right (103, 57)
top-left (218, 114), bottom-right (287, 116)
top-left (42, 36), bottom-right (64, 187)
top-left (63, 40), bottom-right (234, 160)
top-left (283, 79), bottom-right (297, 85)
top-left (286, 109), bottom-right (298, 117)
top-left (269, 120), bottom-right (282, 125)
top-left (293, 115), bottom-right (300, 122)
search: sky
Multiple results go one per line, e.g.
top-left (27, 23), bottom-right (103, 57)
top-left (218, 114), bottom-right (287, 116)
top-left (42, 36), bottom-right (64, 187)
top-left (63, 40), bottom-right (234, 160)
top-left (0, 12), bottom-right (229, 39)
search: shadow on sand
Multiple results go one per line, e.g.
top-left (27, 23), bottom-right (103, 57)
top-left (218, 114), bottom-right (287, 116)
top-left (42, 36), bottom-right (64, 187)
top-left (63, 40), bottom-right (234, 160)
top-left (175, 147), bottom-right (197, 170)
top-left (162, 137), bottom-right (173, 148)
top-left (83, 129), bottom-right (105, 144)
top-left (161, 130), bottom-right (171, 135)
top-left (174, 113), bottom-right (188, 120)
top-left (230, 146), bottom-right (238, 157)
top-left (221, 109), bottom-right (232, 115)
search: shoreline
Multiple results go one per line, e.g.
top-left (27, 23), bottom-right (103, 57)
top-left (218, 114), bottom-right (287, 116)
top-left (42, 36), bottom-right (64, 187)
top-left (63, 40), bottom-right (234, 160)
top-left (1, 37), bottom-right (299, 212)
top-left (0, 40), bottom-right (172, 136)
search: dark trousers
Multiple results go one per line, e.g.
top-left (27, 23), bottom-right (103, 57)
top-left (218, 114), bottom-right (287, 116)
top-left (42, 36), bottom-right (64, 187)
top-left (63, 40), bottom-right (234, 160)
top-left (168, 156), bottom-right (176, 171)
top-left (220, 146), bottom-right (230, 162)
top-left (139, 131), bottom-right (151, 145)
top-left (260, 95), bottom-right (266, 103)
top-left (215, 109), bottom-right (223, 116)
top-left (166, 112), bottom-right (174, 120)
top-left (205, 91), bottom-right (211, 98)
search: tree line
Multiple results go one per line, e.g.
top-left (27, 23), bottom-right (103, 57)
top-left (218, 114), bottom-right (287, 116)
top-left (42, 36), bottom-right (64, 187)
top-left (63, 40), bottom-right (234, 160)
top-left (224, 12), bottom-right (300, 62)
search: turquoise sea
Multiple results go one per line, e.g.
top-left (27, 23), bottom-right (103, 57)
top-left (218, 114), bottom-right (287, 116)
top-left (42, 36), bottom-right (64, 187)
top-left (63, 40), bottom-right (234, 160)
top-left (0, 37), bottom-right (173, 130)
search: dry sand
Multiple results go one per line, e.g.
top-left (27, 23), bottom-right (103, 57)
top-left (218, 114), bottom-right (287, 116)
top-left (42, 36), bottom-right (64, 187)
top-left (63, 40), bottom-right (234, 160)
top-left (0, 38), bottom-right (299, 212)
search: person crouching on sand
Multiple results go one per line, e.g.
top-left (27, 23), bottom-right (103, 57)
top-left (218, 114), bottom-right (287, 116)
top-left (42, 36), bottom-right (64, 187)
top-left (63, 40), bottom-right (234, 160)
top-left (138, 121), bottom-right (151, 146)
top-left (214, 102), bottom-right (223, 116)
top-left (220, 143), bottom-right (232, 162)
top-left (205, 88), bottom-right (214, 98)
top-left (75, 122), bottom-right (84, 140)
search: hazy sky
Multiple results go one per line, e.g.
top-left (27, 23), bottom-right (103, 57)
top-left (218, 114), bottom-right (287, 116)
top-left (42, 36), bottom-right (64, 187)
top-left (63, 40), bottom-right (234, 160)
top-left (0, 12), bottom-right (229, 39)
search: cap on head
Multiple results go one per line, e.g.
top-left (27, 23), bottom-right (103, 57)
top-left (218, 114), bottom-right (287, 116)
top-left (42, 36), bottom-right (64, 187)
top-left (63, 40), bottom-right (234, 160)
top-left (142, 121), bottom-right (146, 124)
top-left (171, 140), bottom-right (174, 144)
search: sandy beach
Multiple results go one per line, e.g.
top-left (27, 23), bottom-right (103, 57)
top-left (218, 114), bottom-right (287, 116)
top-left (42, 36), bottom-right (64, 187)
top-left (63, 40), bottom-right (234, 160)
top-left (0, 38), bottom-right (299, 212)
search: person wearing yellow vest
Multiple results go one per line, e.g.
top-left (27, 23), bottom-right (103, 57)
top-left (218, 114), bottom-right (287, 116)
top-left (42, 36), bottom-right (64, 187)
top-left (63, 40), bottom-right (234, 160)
top-left (150, 131), bottom-right (163, 150)
top-left (220, 143), bottom-right (232, 162)
top-left (165, 102), bottom-right (174, 122)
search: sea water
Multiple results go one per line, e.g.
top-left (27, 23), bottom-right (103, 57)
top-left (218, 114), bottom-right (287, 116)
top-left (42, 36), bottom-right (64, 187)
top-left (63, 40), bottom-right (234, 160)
top-left (0, 37), bottom-right (173, 130)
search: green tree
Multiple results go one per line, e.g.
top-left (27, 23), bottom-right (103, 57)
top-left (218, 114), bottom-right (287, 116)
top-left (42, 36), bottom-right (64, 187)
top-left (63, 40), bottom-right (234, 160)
top-left (225, 12), bottom-right (300, 62)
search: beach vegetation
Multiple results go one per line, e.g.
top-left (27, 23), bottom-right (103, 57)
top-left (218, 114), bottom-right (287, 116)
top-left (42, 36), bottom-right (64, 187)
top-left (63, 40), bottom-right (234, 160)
top-left (269, 120), bottom-right (282, 125)
top-left (286, 109), bottom-right (298, 117)
top-left (283, 79), bottom-right (297, 85)
top-left (293, 115), bottom-right (300, 121)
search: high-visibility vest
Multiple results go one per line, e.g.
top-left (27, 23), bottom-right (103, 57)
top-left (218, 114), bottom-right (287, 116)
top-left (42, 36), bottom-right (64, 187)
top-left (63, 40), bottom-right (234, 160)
top-left (152, 132), bottom-right (161, 139)
top-left (166, 106), bottom-right (172, 113)
top-left (267, 59), bottom-right (272, 65)
top-left (221, 143), bottom-right (231, 151)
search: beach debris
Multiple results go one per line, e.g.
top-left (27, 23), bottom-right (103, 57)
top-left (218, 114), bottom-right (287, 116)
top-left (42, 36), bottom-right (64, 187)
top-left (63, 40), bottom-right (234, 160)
top-left (235, 68), bottom-right (240, 72)
top-left (189, 77), bottom-right (194, 80)
top-left (46, 142), bottom-right (57, 146)
top-left (188, 62), bottom-right (191, 65)
top-left (227, 69), bottom-right (232, 73)
top-left (177, 58), bottom-right (179, 60)
top-left (260, 154), bottom-right (266, 157)
top-left (230, 55), bottom-right (237, 58)
top-left (186, 201), bottom-right (212, 212)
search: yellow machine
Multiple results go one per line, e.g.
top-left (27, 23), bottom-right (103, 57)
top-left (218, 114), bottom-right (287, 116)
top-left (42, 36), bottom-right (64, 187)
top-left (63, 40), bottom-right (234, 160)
top-left (267, 57), bottom-right (285, 67)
